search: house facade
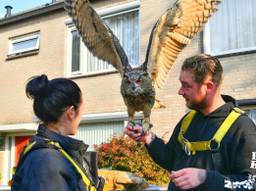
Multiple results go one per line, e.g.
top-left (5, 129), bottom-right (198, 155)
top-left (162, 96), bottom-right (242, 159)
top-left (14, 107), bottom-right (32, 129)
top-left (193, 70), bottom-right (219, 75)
top-left (0, 0), bottom-right (255, 188)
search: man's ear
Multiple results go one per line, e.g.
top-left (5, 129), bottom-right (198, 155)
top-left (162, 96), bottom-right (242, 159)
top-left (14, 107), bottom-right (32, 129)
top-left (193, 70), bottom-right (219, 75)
top-left (66, 106), bottom-right (76, 120)
top-left (206, 80), bottom-right (215, 92)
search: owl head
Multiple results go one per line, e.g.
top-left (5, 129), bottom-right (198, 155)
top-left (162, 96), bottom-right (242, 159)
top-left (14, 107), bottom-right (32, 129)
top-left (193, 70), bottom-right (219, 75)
top-left (121, 69), bottom-right (153, 97)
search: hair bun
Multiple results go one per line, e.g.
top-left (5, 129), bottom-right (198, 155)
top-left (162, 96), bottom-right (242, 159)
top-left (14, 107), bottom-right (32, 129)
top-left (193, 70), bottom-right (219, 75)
top-left (26, 74), bottom-right (49, 99)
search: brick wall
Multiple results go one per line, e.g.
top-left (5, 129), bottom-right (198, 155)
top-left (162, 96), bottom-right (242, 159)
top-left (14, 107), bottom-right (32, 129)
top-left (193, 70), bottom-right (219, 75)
top-left (0, 11), bottom-right (66, 124)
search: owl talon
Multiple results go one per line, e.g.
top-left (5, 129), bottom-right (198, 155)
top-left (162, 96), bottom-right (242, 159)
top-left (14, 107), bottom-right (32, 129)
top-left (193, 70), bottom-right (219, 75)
top-left (128, 121), bottom-right (136, 128)
top-left (142, 122), bottom-right (153, 133)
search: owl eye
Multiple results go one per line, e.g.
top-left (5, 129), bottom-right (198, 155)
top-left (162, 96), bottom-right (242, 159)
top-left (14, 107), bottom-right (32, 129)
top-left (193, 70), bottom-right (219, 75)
top-left (136, 79), bottom-right (142, 84)
top-left (127, 80), bottom-right (131, 84)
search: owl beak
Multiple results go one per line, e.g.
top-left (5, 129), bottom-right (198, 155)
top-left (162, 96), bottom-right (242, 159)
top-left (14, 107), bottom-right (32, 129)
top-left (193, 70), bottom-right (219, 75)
top-left (131, 83), bottom-right (136, 91)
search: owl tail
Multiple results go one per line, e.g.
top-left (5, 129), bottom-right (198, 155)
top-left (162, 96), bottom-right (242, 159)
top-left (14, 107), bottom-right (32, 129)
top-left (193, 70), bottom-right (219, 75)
top-left (153, 99), bottom-right (166, 109)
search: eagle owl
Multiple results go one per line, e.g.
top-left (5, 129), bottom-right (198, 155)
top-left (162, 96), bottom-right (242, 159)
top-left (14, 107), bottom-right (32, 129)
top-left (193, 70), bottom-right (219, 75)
top-left (64, 0), bottom-right (221, 132)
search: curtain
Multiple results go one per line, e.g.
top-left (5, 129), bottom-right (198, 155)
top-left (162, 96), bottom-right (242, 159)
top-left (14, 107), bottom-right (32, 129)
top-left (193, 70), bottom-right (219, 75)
top-left (75, 121), bottom-right (124, 151)
top-left (206, 0), bottom-right (256, 55)
top-left (71, 30), bottom-right (81, 72)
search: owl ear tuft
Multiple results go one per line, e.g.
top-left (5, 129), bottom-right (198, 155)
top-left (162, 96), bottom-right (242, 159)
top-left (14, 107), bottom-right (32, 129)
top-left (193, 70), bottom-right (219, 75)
top-left (142, 62), bottom-right (147, 72)
top-left (123, 65), bottom-right (132, 74)
top-left (141, 71), bottom-right (148, 76)
top-left (123, 73), bottom-right (129, 79)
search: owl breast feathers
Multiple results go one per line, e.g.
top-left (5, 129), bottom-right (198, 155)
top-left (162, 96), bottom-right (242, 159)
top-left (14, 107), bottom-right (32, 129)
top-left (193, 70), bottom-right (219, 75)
top-left (64, 0), bottom-right (221, 132)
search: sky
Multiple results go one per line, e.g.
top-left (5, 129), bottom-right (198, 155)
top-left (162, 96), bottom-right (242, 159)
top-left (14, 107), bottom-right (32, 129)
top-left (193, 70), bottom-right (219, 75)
top-left (0, 0), bottom-right (52, 18)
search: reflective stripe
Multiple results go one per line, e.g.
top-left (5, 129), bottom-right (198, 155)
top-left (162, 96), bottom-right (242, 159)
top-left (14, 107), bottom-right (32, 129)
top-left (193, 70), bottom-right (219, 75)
top-left (178, 110), bottom-right (196, 144)
top-left (178, 107), bottom-right (243, 155)
top-left (23, 141), bottom-right (36, 155)
top-left (212, 110), bottom-right (241, 144)
top-left (48, 141), bottom-right (97, 191)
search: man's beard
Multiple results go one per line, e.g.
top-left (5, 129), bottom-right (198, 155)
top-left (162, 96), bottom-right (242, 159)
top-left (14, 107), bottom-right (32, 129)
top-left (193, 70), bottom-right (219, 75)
top-left (186, 99), bottom-right (207, 111)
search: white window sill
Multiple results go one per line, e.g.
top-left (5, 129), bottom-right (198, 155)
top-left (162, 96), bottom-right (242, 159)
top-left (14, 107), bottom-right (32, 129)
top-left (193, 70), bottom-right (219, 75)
top-left (81, 111), bottom-right (143, 123)
top-left (6, 49), bottom-right (39, 60)
top-left (205, 47), bottom-right (256, 57)
top-left (0, 186), bottom-right (10, 191)
top-left (67, 70), bottom-right (119, 79)
top-left (0, 123), bottom-right (37, 133)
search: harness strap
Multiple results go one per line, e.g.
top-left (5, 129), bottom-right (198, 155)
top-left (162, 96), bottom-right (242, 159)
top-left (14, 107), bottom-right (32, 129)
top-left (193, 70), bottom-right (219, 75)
top-left (178, 110), bottom-right (196, 144)
top-left (178, 107), bottom-right (243, 155)
top-left (212, 110), bottom-right (241, 143)
top-left (23, 141), bottom-right (36, 155)
top-left (48, 141), bottom-right (97, 191)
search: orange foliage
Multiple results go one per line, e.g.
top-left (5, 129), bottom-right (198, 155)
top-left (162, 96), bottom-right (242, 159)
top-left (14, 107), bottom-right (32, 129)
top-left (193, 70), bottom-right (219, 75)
top-left (94, 135), bottom-right (169, 185)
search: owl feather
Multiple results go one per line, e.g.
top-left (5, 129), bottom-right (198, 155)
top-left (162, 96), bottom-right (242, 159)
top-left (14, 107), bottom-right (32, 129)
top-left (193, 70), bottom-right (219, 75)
top-left (64, 0), bottom-right (221, 132)
top-left (144, 0), bottom-right (221, 89)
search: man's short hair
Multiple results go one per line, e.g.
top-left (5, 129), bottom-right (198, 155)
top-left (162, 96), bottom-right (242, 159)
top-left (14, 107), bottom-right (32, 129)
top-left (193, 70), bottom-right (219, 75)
top-left (181, 54), bottom-right (223, 86)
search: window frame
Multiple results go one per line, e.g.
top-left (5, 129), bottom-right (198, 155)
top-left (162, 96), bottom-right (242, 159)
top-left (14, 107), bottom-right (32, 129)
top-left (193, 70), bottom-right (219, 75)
top-left (8, 32), bottom-right (40, 56)
top-left (237, 99), bottom-right (256, 125)
top-left (65, 1), bottom-right (140, 78)
top-left (203, 0), bottom-right (256, 56)
top-left (66, 28), bottom-right (84, 76)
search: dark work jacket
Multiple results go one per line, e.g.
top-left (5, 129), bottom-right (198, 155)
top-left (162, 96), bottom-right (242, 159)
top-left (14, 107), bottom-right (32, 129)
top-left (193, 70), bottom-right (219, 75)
top-left (147, 100), bottom-right (256, 191)
top-left (11, 125), bottom-right (97, 191)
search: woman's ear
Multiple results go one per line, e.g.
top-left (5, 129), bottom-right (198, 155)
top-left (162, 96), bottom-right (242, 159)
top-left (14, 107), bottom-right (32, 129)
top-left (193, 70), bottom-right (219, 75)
top-left (66, 106), bottom-right (76, 120)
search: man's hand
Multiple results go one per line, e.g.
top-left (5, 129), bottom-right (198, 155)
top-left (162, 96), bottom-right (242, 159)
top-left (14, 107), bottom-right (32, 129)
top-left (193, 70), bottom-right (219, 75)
top-left (170, 168), bottom-right (207, 190)
top-left (124, 123), bottom-right (154, 145)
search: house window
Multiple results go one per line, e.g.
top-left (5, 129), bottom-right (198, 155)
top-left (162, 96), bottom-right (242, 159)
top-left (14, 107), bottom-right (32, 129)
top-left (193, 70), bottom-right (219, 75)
top-left (247, 110), bottom-right (256, 125)
top-left (71, 30), bottom-right (81, 73)
top-left (66, 2), bottom-right (140, 76)
top-left (237, 99), bottom-right (256, 125)
top-left (9, 32), bottom-right (40, 55)
top-left (204, 0), bottom-right (256, 55)
top-left (75, 112), bottom-right (142, 151)
top-left (75, 121), bottom-right (125, 151)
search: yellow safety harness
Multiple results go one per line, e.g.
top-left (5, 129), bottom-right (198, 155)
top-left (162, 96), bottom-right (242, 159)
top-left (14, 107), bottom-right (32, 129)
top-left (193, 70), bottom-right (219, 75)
top-left (178, 107), bottom-right (244, 155)
top-left (10, 139), bottom-right (97, 191)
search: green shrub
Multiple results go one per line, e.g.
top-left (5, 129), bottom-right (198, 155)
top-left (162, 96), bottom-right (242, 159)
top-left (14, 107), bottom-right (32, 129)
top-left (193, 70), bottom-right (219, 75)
top-left (94, 135), bottom-right (169, 186)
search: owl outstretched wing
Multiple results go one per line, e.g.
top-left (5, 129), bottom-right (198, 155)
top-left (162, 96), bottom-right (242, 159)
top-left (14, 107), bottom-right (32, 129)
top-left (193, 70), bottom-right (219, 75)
top-left (144, 0), bottom-right (221, 89)
top-left (64, 0), bottom-right (131, 75)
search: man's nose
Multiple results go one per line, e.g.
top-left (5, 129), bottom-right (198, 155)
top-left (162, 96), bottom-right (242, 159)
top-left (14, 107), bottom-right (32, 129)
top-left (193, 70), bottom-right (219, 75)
top-left (178, 87), bottom-right (183, 95)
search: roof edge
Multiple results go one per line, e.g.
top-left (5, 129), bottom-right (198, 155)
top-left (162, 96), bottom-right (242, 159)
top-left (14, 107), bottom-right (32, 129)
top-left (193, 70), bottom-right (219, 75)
top-left (0, 1), bottom-right (64, 27)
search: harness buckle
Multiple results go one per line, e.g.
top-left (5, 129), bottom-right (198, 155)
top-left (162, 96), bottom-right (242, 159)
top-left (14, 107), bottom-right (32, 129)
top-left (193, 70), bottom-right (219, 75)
top-left (183, 138), bottom-right (192, 156)
top-left (209, 139), bottom-right (220, 152)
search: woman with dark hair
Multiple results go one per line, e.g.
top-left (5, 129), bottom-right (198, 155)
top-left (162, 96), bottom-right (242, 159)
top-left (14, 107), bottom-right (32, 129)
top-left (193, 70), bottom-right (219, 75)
top-left (11, 74), bottom-right (104, 191)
